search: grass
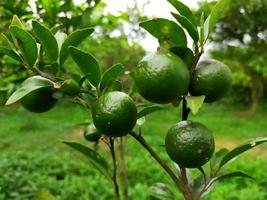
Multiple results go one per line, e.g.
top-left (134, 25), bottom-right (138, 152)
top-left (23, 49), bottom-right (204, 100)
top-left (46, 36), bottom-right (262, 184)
top-left (0, 101), bottom-right (267, 199)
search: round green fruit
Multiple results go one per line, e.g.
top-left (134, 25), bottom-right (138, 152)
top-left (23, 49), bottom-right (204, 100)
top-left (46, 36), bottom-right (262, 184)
top-left (92, 91), bottom-right (137, 137)
top-left (21, 87), bottom-right (58, 113)
top-left (190, 59), bottom-right (232, 102)
top-left (165, 121), bottom-right (215, 168)
top-left (134, 52), bottom-right (190, 104)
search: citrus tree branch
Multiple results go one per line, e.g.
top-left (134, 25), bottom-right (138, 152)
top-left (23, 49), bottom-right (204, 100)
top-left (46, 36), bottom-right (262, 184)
top-left (129, 131), bottom-right (185, 192)
top-left (109, 137), bottom-right (120, 200)
top-left (119, 137), bottom-right (129, 200)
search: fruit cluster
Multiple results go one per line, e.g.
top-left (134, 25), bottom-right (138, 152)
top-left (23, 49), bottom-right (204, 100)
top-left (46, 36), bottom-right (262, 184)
top-left (133, 51), bottom-right (232, 168)
top-left (90, 50), bottom-right (232, 168)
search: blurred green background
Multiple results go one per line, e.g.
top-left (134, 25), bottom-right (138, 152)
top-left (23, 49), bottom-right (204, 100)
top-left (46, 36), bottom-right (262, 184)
top-left (0, 0), bottom-right (266, 199)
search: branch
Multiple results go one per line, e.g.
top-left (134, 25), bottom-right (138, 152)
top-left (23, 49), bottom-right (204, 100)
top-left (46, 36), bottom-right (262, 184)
top-left (119, 137), bottom-right (129, 200)
top-left (109, 137), bottom-right (120, 199)
top-left (129, 131), bottom-right (184, 190)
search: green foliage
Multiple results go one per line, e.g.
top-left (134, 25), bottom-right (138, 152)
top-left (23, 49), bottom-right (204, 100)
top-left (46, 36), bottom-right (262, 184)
top-left (171, 12), bottom-right (199, 43)
top-left (140, 18), bottom-right (187, 48)
top-left (169, 47), bottom-right (194, 68)
top-left (100, 63), bottom-right (124, 91)
top-left (60, 28), bottom-right (94, 65)
top-left (69, 46), bottom-right (101, 87)
top-left (166, 0), bottom-right (197, 27)
top-left (63, 141), bottom-right (112, 182)
top-left (6, 76), bottom-right (54, 105)
top-left (32, 20), bottom-right (58, 62)
top-left (9, 26), bottom-right (38, 67)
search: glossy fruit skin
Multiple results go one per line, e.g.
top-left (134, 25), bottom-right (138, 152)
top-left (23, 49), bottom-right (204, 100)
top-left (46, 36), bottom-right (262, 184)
top-left (190, 59), bottom-right (232, 102)
top-left (21, 88), bottom-right (57, 113)
top-left (134, 52), bottom-right (190, 104)
top-left (165, 121), bottom-right (215, 168)
top-left (92, 91), bottom-right (137, 137)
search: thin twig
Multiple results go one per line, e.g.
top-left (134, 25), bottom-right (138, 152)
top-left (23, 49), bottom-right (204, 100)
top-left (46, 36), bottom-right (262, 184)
top-left (109, 137), bottom-right (120, 199)
top-left (129, 131), bottom-right (185, 191)
top-left (119, 137), bottom-right (129, 200)
top-left (32, 66), bottom-right (57, 81)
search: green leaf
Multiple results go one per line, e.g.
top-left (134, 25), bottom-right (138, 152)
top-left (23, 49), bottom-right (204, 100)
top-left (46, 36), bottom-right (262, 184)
top-left (140, 18), bottom-right (187, 48)
top-left (204, 0), bottom-right (230, 40)
top-left (6, 76), bottom-right (54, 105)
top-left (210, 171), bottom-right (254, 185)
top-left (137, 105), bottom-right (163, 119)
top-left (60, 27), bottom-right (94, 65)
top-left (103, 80), bottom-right (123, 93)
top-left (54, 32), bottom-right (67, 50)
top-left (84, 124), bottom-right (102, 142)
top-left (166, 0), bottom-right (197, 27)
top-left (170, 46), bottom-right (194, 68)
top-left (199, 12), bottom-right (205, 47)
top-left (0, 47), bottom-right (21, 61)
top-left (10, 15), bottom-right (24, 28)
top-left (69, 46), bottom-right (101, 87)
top-left (171, 12), bottom-right (198, 43)
top-left (63, 141), bottom-right (112, 181)
top-left (9, 26), bottom-right (38, 67)
top-left (100, 63), bottom-right (124, 91)
top-left (210, 148), bottom-right (229, 175)
top-left (185, 95), bottom-right (205, 115)
top-left (136, 117), bottom-right (146, 126)
top-left (219, 137), bottom-right (267, 169)
top-left (32, 20), bottom-right (59, 62)
top-left (1, 33), bottom-right (15, 49)
top-left (150, 182), bottom-right (174, 200)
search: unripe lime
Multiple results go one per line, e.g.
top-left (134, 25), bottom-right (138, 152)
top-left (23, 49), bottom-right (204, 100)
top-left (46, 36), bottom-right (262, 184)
top-left (190, 59), bottom-right (232, 102)
top-left (165, 121), bottom-right (215, 168)
top-left (92, 91), bottom-right (137, 137)
top-left (134, 52), bottom-right (190, 104)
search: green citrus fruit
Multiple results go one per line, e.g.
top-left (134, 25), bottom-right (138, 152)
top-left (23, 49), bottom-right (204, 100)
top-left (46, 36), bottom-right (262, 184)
top-left (190, 59), bottom-right (232, 102)
top-left (92, 91), bottom-right (137, 137)
top-left (21, 87), bottom-right (58, 113)
top-left (165, 121), bottom-right (215, 168)
top-left (134, 52), bottom-right (190, 104)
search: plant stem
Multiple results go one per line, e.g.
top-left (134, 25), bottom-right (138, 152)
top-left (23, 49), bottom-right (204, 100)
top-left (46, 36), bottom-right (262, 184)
top-left (182, 96), bottom-right (191, 120)
top-left (180, 91), bottom-right (194, 200)
top-left (32, 66), bottom-right (58, 81)
top-left (180, 167), bottom-right (193, 200)
top-left (119, 137), bottom-right (129, 200)
top-left (109, 137), bottom-right (120, 199)
top-left (129, 131), bottom-right (184, 191)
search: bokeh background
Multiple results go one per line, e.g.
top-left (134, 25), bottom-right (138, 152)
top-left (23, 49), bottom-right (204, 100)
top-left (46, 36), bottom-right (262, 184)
top-left (0, 0), bottom-right (266, 199)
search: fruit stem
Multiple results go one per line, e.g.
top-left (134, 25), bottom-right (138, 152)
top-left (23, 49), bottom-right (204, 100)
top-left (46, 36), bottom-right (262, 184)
top-left (119, 137), bottom-right (129, 200)
top-left (182, 96), bottom-right (191, 120)
top-left (129, 131), bottom-right (185, 191)
top-left (109, 137), bottom-right (120, 200)
top-left (180, 167), bottom-right (194, 200)
top-left (190, 45), bottom-right (203, 76)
